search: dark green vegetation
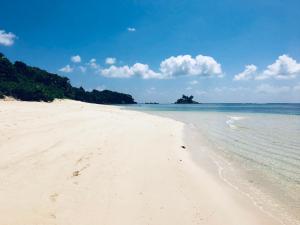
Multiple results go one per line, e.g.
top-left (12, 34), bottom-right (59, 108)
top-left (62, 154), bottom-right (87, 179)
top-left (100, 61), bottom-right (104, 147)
top-left (174, 95), bottom-right (199, 104)
top-left (145, 102), bottom-right (159, 104)
top-left (0, 53), bottom-right (136, 104)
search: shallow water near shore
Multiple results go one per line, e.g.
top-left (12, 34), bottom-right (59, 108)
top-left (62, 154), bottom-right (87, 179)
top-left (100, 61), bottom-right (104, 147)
top-left (124, 103), bottom-right (300, 225)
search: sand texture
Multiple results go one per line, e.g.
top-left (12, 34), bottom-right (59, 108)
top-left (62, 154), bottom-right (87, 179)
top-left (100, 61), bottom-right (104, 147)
top-left (0, 100), bottom-right (280, 225)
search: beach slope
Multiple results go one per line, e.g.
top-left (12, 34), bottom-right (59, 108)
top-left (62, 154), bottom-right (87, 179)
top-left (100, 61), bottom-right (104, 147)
top-left (0, 100), bottom-right (279, 225)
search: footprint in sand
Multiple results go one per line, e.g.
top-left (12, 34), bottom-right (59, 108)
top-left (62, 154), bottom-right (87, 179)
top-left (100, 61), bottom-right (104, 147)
top-left (50, 213), bottom-right (56, 219)
top-left (72, 163), bottom-right (90, 177)
top-left (75, 152), bottom-right (93, 165)
top-left (72, 170), bottom-right (80, 177)
top-left (73, 151), bottom-right (93, 177)
top-left (50, 193), bottom-right (59, 202)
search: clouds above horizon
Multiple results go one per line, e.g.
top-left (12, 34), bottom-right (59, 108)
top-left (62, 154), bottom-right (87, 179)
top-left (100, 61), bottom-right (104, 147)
top-left (71, 55), bottom-right (81, 63)
top-left (127, 27), bottom-right (136, 32)
top-left (59, 53), bottom-right (223, 79)
top-left (257, 55), bottom-right (300, 80)
top-left (101, 63), bottom-right (162, 79)
top-left (100, 54), bottom-right (223, 79)
top-left (59, 64), bottom-right (73, 73)
top-left (87, 58), bottom-right (100, 69)
top-left (234, 64), bottom-right (257, 81)
top-left (105, 57), bottom-right (116, 65)
top-left (234, 55), bottom-right (300, 81)
top-left (0, 30), bottom-right (16, 46)
top-left (58, 53), bottom-right (300, 97)
top-left (160, 55), bottom-right (222, 78)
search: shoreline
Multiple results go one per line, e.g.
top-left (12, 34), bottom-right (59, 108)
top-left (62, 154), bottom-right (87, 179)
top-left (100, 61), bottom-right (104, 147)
top-left (0, 100), bottom-right (282, 225)
top-left (182, 116), bottom-right (300, 225)
top-left (183, 124), bottom-right (291, 225)
top-left (130, 108), bottom-right (299, 225)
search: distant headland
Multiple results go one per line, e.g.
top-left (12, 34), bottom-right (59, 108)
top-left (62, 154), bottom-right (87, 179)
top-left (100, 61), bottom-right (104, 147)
top-left (0, 53), bottom-right (136, 104)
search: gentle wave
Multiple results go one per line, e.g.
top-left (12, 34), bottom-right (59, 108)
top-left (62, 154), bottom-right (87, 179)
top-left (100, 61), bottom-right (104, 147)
top-left (125, 104), bottom-right (300, 225)
top-left (226, 116), bottom-right (245, 129)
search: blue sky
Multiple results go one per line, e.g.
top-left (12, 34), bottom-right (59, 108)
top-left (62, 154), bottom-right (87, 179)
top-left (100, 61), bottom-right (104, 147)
top-left (0, 0), bottom-right (300, 103)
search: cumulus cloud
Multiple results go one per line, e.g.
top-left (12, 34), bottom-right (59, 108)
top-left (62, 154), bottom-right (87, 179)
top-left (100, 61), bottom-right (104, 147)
top-left (131, 63), bottom-right (162, 79)
top-left (255, 84), bottom-right (290, 94)
top-left (234, 64), bottom-right (257, 81)
top-left (159, 54), bottom-right (222, 77)
top-left (59, 65), bottom-right (73, 73)
top-left (99, 54), bottom-right (222, 79)
top-left (101, 65), bottom-right (134, 78)
top-left (105, 57), bottom-right (116, 65)
top-left (127, 27), bottom-right (136, 32)
top-left (101, 63), bottom-right (161, 79)
top-left (71, 55), bottom-right (81, 63)
top-left (87, 58), bottom-right (100, 69)
top-left (79, 66), bottom-right (87, 73)
top-left (256, 55), bottom-right (300, 80)
top-left (0, 30), bottom-right (16, 46)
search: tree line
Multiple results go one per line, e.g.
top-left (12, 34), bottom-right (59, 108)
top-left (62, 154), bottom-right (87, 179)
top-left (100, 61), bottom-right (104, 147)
top-left (0, 53), bottom-right (136, 104)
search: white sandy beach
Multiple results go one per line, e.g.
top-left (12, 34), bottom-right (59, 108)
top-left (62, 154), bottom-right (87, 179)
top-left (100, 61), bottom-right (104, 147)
top-left (0, 100), bottom-right (281, 225)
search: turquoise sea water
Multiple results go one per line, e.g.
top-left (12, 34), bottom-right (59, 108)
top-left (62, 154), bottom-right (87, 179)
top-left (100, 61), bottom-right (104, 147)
top-left (125, 104), bottom-right (300, 225)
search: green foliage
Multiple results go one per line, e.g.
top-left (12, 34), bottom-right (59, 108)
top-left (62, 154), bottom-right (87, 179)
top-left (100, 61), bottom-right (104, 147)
top-left (0, 53), bottom-right (136, 104)
top-left (174, 95), bottom-right (199, 104)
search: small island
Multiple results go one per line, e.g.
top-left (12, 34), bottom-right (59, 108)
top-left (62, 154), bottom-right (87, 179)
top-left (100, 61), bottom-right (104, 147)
top-left (145, 102), bottom-right (159, 104)
top-left (174, 95), bottom-right (200, 104)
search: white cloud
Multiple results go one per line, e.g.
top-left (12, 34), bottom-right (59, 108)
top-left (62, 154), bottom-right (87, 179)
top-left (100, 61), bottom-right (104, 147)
top-left (105, 57), bottom-right (116, 65)
top-left (101, 65), bottom-right (134, 78)
top-left (99, 54), bottom-right (222, 79)
top-left (87, 58), bottom-right (100, 69)
top-left (71, 55), bottom-right (81, 63)
top-left (59, 65), bottom-right (73, 73)
top-left (256, 55), bottom-right (300, 80)
top-left (186, 86), bottom-right (193, 90)
top-left (131, 63), bottom-right (162, 79)
top-left (100, 63), bottom-right (162, 79)
top-left (0, 30), bottom-right (16, 46)
top-left (234, 64), bottom-right (257, 81)
top-left (255, 84), bottom-right (291, 94)
top-left (79, 66), bottom-right (87, 73)
top-left (189, 80), bottom-right (198, 85)
top-left (127, 27), bottom-right (136, 32)
top-left (159, 54), bottom-right (222, 77)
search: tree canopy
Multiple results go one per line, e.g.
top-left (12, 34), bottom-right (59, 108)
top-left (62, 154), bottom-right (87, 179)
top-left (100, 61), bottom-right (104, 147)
top-left (174, 95), bottom-right (199, 104)
top-left (0, 53), bottom-right (136, 104)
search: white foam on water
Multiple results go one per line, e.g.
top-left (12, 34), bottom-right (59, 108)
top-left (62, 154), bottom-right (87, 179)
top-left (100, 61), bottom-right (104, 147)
top-left (226, 116), bottom-right (245, 129)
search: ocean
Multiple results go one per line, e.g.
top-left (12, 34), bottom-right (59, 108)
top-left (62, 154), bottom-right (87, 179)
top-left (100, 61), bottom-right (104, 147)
top-left (124, 103), bottom-right (300, 225)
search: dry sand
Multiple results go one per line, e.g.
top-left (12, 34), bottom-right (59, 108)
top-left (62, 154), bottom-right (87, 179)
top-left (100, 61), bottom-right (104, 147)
top-left (0, 100), bottom-right (281, 225)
